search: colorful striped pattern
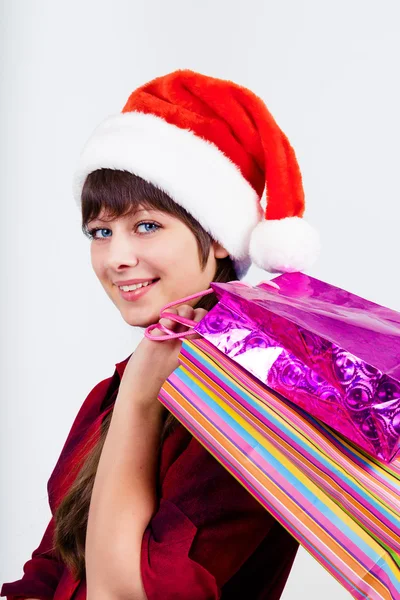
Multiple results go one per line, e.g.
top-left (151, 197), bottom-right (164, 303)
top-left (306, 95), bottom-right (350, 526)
top-left (158, 338), bottom-right (400, 600)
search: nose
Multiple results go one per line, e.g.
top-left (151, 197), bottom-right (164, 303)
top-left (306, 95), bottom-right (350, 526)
top-left (104, 233), bottom-right (139, 270)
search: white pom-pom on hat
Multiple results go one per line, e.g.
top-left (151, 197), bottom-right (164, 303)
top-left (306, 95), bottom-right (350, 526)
top-left (249, 216), bottom-right (321, 273)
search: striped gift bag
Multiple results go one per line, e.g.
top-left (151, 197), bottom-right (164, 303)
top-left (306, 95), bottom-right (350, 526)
top-left (158, 337), bottom-right (400, 600)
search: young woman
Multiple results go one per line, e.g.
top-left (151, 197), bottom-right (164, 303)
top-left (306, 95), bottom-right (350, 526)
top-left (1, 69), bottom-right (319, 600)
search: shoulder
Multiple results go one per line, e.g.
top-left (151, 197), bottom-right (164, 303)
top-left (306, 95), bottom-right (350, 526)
top-left (63, 350), bottom-right (133, 435)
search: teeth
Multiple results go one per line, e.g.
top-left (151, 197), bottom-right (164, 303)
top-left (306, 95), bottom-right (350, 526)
top-left (120, 281), bottom-right (152, 292)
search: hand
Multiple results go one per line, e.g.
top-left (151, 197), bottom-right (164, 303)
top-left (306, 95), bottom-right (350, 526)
top-left (118, 304), bottom-right (208, 409)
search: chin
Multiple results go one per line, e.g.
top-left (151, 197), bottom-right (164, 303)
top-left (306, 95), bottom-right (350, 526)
top-left (119, 309), bottom-right (158, 329)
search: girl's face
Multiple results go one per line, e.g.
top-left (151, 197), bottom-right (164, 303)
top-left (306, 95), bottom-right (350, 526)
top-left (88, 205), bottom-right (229, 327)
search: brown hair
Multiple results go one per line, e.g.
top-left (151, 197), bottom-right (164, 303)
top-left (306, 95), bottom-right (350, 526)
top-left (52, 169), bottom-right (238, 580)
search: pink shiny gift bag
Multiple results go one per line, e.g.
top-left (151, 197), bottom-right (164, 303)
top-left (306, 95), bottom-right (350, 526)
top-left (193, 273), bottom-right (400, 463)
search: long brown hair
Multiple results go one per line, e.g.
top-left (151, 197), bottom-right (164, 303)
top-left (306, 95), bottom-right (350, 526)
top-left (52, 169), bottom-right (238, 580)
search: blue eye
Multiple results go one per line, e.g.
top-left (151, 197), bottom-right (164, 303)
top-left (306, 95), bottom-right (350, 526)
top-left (136, 222), bottom-right (160, 234)
top-left (86, 228), bottom-right (112, 239)
top-left (85, 221), bottom-right (160, 240)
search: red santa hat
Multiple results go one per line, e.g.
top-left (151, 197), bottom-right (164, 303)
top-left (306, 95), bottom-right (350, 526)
top-left (72, 69), bottom-right (320, 278)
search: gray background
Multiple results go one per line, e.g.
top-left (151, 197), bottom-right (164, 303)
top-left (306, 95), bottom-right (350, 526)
top-left (1, 1), bottom-right (399, 598)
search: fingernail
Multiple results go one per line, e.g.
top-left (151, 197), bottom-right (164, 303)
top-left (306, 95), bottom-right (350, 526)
top-left (258, 280), bottom-right (280, 289)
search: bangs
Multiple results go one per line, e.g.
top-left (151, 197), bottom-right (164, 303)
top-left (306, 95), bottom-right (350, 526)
top-left (80, 169), bottom-right (180, 233)
top-left (79, 168), bottom-right (235, 276)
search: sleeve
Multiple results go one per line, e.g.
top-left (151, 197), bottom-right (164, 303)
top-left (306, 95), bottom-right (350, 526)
top-left (1, 374), bottom-right (117, 600)
top-left (140, 433), bottom-right (284, 600)
top-left (0, 516), bottom-right (63, 600)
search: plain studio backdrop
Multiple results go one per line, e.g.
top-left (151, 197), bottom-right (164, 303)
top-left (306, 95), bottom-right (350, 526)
top-left (1, 1), bottom-right (399, 598)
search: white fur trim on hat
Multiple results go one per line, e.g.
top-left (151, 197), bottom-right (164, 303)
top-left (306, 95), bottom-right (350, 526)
top-left (249, 216), bottom-right (321, 273)
top-left (73, 111), bottom-right (263, 270)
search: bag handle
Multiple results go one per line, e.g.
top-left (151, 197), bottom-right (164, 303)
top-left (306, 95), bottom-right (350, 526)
top-left (144, 287), bottom-right (213, 340)
top-left (144, 279), bottom-right (280, 341)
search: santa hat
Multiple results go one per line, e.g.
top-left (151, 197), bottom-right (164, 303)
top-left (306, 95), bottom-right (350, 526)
top-left (72, 69), bottom-right (320, 278)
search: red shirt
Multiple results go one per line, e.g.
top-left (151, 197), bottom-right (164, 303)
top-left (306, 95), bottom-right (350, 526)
top-left (1, 354), bottom-right (299, 600)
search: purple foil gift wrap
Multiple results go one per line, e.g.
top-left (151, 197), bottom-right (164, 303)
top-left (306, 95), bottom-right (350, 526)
top-left (194, 272), bottom-right (400, 462)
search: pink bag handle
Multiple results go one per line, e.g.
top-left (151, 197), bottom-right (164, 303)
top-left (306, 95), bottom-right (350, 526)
top-left (144, 287), bottom-right (213, 340)
top-left (144, 279), bottom-right (280, 341)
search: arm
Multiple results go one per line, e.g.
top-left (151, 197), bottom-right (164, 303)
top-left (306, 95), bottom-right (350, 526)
top-left (84, 306), bottom-right (197, 600)
top-left (84, 306), bottom-right (295, 600)
top-left (84, 385), bottom-right (297, 600)
top-left (85, 387), bottom-right (164, 600)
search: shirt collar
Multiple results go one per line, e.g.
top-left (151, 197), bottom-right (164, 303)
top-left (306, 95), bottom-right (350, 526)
top-left (114, 353), bottom-right (132, 379)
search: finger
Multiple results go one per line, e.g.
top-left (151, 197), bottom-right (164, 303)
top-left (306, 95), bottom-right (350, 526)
top-left (159, 305), bottom-right (195, 333)
top-left (176, 305), bottom-right (197, 333)
top-left (192, 308), bottom-right (208, 323)
top-left (166, 304), bottom-right (196, 334)
top-left (158, 304), bottom-right (208, 335)
top-left (146, 322), bottom-right (167, 338)
top-left (166, 306), bottom-right (207, 333)
top-left (185, 308), bottom-right (208, 340)
top-left (177, 305), bottom-right (196, 320)
top-left (158, 306), bottom-right (179, 331)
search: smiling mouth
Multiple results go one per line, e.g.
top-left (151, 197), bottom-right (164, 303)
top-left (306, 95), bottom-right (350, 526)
top-left (117, 278), bottom-right (160, 301)
top-left (117, 278), bottom-right (159, 291)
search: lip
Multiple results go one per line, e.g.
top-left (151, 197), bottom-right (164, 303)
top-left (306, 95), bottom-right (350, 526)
top-left (117, 279), bottom-right (159, 302)
top-left (114, 277), bottom-right (158, 286)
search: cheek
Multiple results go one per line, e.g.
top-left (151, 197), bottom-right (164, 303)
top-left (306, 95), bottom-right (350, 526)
top-left (165, 241), bottom-right (203, 282)
top-left (147, 236), bottom-right (194, 273)
top-left (90, 246), bottom-right (104, 279)
top-left (168, 250), bottom-right (196, 276)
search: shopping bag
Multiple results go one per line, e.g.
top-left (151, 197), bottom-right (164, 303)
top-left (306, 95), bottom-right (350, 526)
top-left (179, 337), bottom-right (400, 555)
top-left (158, 337), bottom-right (400, 600)
top-left (190, 273), bottom-right (400, 463)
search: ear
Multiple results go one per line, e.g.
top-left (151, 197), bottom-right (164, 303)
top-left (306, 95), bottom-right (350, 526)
top-left (212, 240), bottom-right (230, 259)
